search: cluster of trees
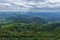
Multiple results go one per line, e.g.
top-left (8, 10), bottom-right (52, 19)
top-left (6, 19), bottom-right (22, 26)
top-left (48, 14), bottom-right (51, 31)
top-left (0, 22), bottom-right (60, 40)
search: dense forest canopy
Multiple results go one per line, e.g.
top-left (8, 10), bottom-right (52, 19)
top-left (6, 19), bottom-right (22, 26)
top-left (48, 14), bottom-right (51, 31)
top-left (0, 12), bottom-right (60, 40)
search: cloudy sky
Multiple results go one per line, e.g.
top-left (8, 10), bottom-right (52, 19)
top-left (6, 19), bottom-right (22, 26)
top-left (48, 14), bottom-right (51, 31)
top-left (0, 0), bottom-right (60, 12)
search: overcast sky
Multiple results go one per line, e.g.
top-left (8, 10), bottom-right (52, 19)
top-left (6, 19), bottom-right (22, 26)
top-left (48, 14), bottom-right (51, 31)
top-left (0, 0), bottom-right (60, 12)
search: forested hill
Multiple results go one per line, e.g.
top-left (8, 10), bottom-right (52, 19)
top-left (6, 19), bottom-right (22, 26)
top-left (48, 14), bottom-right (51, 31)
top-left (25, 12), bottom-right (60, 22)
top-left (0, 12), bottom-right (46, 24)
top-left (0, 12), bottom-right (60, 24)
top-left (0, 12), bottom-right (60, 40)
top-left (0, 21), bottom-right (60, 40)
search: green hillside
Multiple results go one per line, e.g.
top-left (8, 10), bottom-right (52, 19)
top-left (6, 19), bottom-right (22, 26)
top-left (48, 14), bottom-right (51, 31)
top-left (0, 12), bottom-right (60, 40)
top-left (0, 22), bottom-right (60, 40)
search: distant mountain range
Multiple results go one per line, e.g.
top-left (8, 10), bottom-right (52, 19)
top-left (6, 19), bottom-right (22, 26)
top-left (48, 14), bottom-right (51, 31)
top-left (0, 12), bottom-right (60, 24)
top-left (24, 12), bottom-right (60, 22)
top-left (0, 12), bottom-right (46, 24)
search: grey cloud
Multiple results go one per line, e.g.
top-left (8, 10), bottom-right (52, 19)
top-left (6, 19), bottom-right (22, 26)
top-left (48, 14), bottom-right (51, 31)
top-left (0, 0), bottom-right (60, 12)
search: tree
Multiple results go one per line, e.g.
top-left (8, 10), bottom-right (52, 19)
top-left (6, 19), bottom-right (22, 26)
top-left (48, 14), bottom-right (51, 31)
top-left (31, 22), bottom-right (40, 32)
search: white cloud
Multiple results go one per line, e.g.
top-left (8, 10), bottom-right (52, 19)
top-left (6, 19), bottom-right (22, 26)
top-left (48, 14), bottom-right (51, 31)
top-left (0, 3), bottom-right (11, 6)
top-left (13, 2), bottom-right (33, 8)
top-left (0, 2), bottom-right (30, 12)
top-left (46, 0), bottom-right (60, 3)
top-left (0, 0), bottom-right (60, 12)
top-left (4, 0), bottom-right (60, 8)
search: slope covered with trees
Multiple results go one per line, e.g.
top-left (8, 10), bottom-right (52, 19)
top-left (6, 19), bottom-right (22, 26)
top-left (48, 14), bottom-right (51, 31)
top-left (0, 12), bottom-right (60, 40)
top-left (0, 22), bottom-right (60, 40)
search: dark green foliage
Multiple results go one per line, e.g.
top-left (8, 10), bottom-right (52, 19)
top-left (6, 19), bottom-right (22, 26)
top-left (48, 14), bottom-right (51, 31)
top-left (0, 22), bottom-right (60, 40)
